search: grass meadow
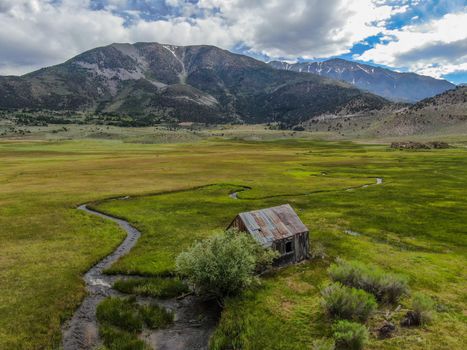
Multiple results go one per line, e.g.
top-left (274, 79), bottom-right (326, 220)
top-left (0, 137), bottom-right (465, 349)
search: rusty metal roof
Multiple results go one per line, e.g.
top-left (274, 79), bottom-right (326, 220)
top-left (236, 204), bottom-right (308, 247)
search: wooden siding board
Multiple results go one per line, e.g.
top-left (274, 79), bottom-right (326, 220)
top-left (229, 204), bottom-right (310, 266)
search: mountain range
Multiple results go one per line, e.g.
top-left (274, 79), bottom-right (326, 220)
top-left (0, 43), bottom-right (389, 125)
top-left (268, 59), bottom-right (455, 103)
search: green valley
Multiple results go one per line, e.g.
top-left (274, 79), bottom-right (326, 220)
top-left (0, 136), bottom-right (465, 349)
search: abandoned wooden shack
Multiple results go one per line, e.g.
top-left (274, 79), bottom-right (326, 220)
top-left (227, 204), bottom-right (309, 266)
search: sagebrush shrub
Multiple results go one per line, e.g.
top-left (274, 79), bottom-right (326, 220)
top-left (412, 293), bottom-right (435, 325)
top-left (328, 258), bottom-right (409, 303)
top-left (332, 320), bottom-right (369, 350)
top-left (377, 274), bottom-right (409, 304)
top-left (321, 282), bottom-right (377, 322)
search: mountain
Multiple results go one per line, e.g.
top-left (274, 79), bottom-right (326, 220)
top-left (300, 85), bottom-right (467, 137)
top-left (0, 43), bottom-right (389, 125)
top-left (379, 85), bottom-right (467, 135)
top-left (268, 58), bottom-right (455, 103)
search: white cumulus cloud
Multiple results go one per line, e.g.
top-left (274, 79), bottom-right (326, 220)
top-left (0, 0), bottom-right (464, 81)
top-left (357, 10), bottom-right (467, 78)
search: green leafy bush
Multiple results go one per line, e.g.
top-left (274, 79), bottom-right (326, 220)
top-left (321, 283), bottom-right (377, 322)
top-left (113, 277), bottom-right (189, 299)
top-left (176, 231), bottom-right (277, 303)
top-left (328, 258), bottom-right (409, 303)
top-left (332, 320), bottom-right (369, 350)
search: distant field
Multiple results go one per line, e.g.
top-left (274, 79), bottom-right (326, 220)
top-left (0, 137), bottom-right (466, 349)
top-left (0, 123), bottom-right (330, 143)
top-left (3, 121), bottom-right (467, 145)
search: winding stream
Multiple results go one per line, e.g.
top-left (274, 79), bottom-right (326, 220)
top-left (63, 177), bottom-right (383, 349)
top-left (62, 204), bottom-right (218, 350)
top-left (62, 205), bottom-right (141, 349)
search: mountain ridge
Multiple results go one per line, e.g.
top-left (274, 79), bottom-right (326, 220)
top-left (0, 42), bottom-right (389, 125)
top-left (268, 58), bottom-right (455, 102)
top-left (299, 85), bottom-right (466, 137)
top-left (380, 85), bottom-right (467, 135)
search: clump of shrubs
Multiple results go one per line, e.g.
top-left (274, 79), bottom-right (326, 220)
top-left (321, 282), bottom-right (377, 322)
top-left (328, 258), bottom-right (409, 304)
top-left (176, 231), bottom-right (278, 304)
top-left (401, 293), bottom-right (435, 327)
top-left (332, 320), bottom-right (369, 350)
top-left (390, 141), bottom-right (449, 150)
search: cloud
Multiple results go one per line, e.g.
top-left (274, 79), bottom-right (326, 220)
top-left (0, 0), bottom-right (407, 75)
top-left (357, 10), bottom-right (467, 78)
top-left (188, 0), bottom-right (400, 59)
top-left (398, 38), bottom-right (467, 63)
top-left (0, 0), bottom-right (240, 74)
top-left (0, 0), bottom-right (129, 74)
top-left (0, 0), bottom-right (464, 81)
top-left (127, 16), bottom-right (234, 46)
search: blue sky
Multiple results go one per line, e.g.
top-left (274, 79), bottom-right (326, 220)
top-left (0, 0), bottom-right (465, 83)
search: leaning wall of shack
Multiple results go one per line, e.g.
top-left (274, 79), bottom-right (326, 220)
top-left (228, 215), bottom-right (310, 266)
top-left (272, 231), bottom-right (309, 265)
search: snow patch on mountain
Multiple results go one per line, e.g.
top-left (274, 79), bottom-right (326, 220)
top-left (268, 59), bottom-right (454, 102)
top-left (163, 45), bottom-right (187, 84)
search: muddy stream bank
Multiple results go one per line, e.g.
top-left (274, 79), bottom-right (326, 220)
top-left (62, 204), bottom-right (219, 350)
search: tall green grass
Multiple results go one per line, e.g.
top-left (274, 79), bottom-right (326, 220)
top-left (113, 277), bottom-right (188, 299)
top-left (97, 298), bottom-right (145, 333)
top-left (96, 297), bottom-right (173, 349)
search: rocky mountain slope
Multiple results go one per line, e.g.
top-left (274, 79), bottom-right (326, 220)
top-left (269, 58), bottom-right (455, 102)
top-left (380, 85), bottom-right (467, 135)
top-left (300, 86), bottom-right (467, 137)
top-left (0, 43), bottom-right (389, 125)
